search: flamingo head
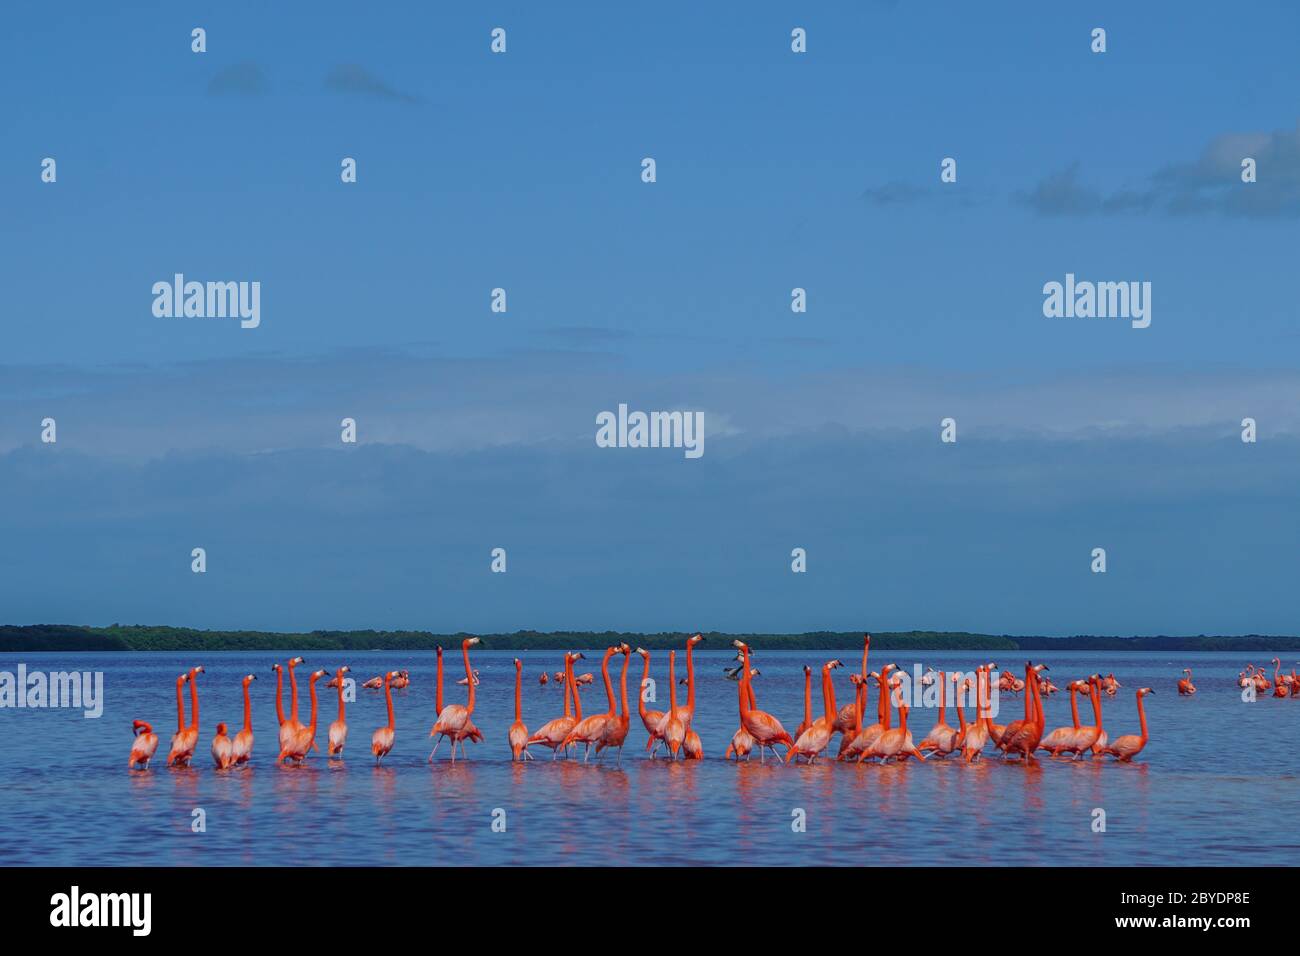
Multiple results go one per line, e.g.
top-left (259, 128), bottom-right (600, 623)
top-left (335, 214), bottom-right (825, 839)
top-left (311, 669), bottom-right (327, 681)
top-left (635, 647), bottom-right (649, 660)
top-left (514, 658), bottom-right (522, 668)
top-left (1138, 687), bottom-right (1154, 697)
top-left (132, 719), bottom-right (151, 735)
top-left (216, 722), bottom-right (228, 735)
top-left (828, 659), bottom-right (844, 671)
top-left (243, 673), bottom-right (257, 686)
top-left (188, 666), bottom-right (204, 679)
top-left (338, 665), bottom-right (351, 675)
top-left (290, 657), bottom-right (304, 666)
top-left (464, 637), bottom-right (481, 649)
top-left (270, 664), bottom-right (281, 675)
top-left (731, 639), bottom-right (748, 651)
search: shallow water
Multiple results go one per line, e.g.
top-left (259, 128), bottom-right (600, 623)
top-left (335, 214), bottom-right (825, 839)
top-left (0, 649), bottom-right (1294, 866)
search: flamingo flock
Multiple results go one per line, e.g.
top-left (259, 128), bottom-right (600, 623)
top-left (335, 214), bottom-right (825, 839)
top-left (136, 633), bottom-right (1292, 772)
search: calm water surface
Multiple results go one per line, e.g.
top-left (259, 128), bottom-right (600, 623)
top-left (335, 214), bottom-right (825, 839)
top-left (1, 649), bottom-right (1295, 866)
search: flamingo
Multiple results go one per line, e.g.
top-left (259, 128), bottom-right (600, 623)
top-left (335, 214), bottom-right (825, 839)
top-left (527, 652), bottom-right (582, 758)
top-left (635, 648), bottom-right (666, 754)
top-left (391, 670), bottom-right (411, 690)
top-left (724, 664), bottom-right (757, 761)
top-left (279, 669), bottom-right (326, 762)
top-left (994, 662), bottom-right (1045, 754)
top-left (961, 666), bottom-right (992, 763)
top-left (864, 693), bottom-right (926, 763)
top-left (1038, 679), bottom-right (1087, 756)
top-left (232, 674), bottom-right (257, 765)
top-left (1001, 662), bottom-right (1048, 761)
top-left (662, 650), bottom-right (686, 758)
top-left (429, 639), bottom-right (482, 761)
top-left (442, 637), bottom-right (483, 761)
top-left (787, 660), bottom-right (841, 763)
top-left (835, 673), bottom-right (867, 760)
top-left (370, 671), bottom-right (399, 764)
top-left (1272, 659), bottom-right (1289, 698)
top-left (211, 723), bottom-right (234, 769)
top-left (832, 635), bottom-right (870, 741)
top-left (561, 646), bottom-right (618, 760)
top-left (731, 640), bottom-right (794, 761)
top-left (538, 671), bottom-right (549, 686)
top-left (949, 672), bottom-right (972, 752)
top-left (274, 657), bottom-right (306, 754)
top-left (847, 664), bottom-right (898, 760)
top-left (654, 634), bottom-right (703, 746)
top-left (167, 667), bottom-right (203, 767)
top-left (508, 658), bottom-right (531, 760)
top-left (1177, 668), bottom-right (1196, 696)
top-left (917, 669), bottom-right (960, 756)
top-left (597, 645), bottom-right (633, 761)
top-left (362, 675), bottom-right (385, 690)
top-left (128, 720), bottom-right (159, 770)
top-left (328, 666), bottom-right (351, 757)
top-left (1100, 688), bottom-right (1154, 761)
top-left (1101, 673), bottom-right (1121, 698)
top-left (456, 670), bottom-right (481, 687)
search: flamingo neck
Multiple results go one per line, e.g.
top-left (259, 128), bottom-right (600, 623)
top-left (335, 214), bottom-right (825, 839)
top-left (384, 675), bottom-right (394, 730)
top-left (1068, 684), bottom-right (1080, 729)
top-left (274, 668), bottom-right (285, 725)
top-left (637, 656), bottom-right (651, 720)
top-left (176, 678), bottom-right (186, 732)
top-left (618, 653), bottom-right (630, 720)
top-left (601, 648), bottom-right (616, 716)
top-left (684, 641), bottom-right (697, 713)
top-left (821, 665), bottom-right (835, 723)
top-left (514, 664), bottom-right (523, 722)
top-left (307, 676), bottom-right (320, 732)
top-left (337, 673), bottom-right (346, 722)
top-left (668, 652), bottom-right (678, 718)
top-left (937, 670), bottom-right (947, 724)
top-left (952, 677), bottom-right (967, 731)
top-left (1136, 692), bottom-right (1149, 743)
top-left (435, 648), bottom-right (444, 716)
top-left (462, 642), bottom-right (476, 717)
top-left (288, 663), bottom-right (299, 723)
top-left (802, 670), bottom-right (812, 725)
top-left (188, 674), bottom-right (199, 730)
top-left (243, 681), bottom-right (253, 731)
top-left (563, 656), bottom-right (573, 720)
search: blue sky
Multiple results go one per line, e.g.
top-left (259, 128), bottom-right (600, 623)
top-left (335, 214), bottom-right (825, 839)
top-left (2, 2), bottom-right (1299, 634)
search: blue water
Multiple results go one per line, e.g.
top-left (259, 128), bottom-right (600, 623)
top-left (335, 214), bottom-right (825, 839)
top-left (0, 649), bottom-right (1294, 866)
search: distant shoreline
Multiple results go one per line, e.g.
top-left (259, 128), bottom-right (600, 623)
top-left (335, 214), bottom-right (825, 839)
top-left (3, 624), bottom-right (1300, 653)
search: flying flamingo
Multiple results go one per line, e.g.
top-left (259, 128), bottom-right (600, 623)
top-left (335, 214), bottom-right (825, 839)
top-left (1100, 688), bottom-right (1154, 761)
top-left (211, 723), bottom-right (234, 769)
top-left (731, 640), bottom-right (794, 761)
top-left (787, 660), bottom-right (841, 763)
top-left (167, 667), bottom-right (203, 767)
top-left (128, 720), bottom-right (159, 770)
top-left (1038, 679), bottom-right (1087, 757)
top-left (1177, 669), bottom-right (1196, 696)
top-left (1101, 673), bottom-right (1121, 698)
top-left (527, 652), bottom-right (582, 758)
top-left (597, 645), bottom-right (633, 761)
top-left (917, 669), bottom-right (960, 756)
top-left (508, 658), bottom-right (531, 760)
top-left (279, 669), bottom-right (326, 763)
top-left (232, 673), bottom-right (257, 765)
top-left (370, 671), bottom-right (399, 764)
top-left (328, 666), bottom-right (351, 757)
top-left (561, 646), bottom-right (618, 760)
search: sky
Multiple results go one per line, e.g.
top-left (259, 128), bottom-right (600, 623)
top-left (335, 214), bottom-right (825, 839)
top-left (2, 2), bottom-right (1299, 635)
